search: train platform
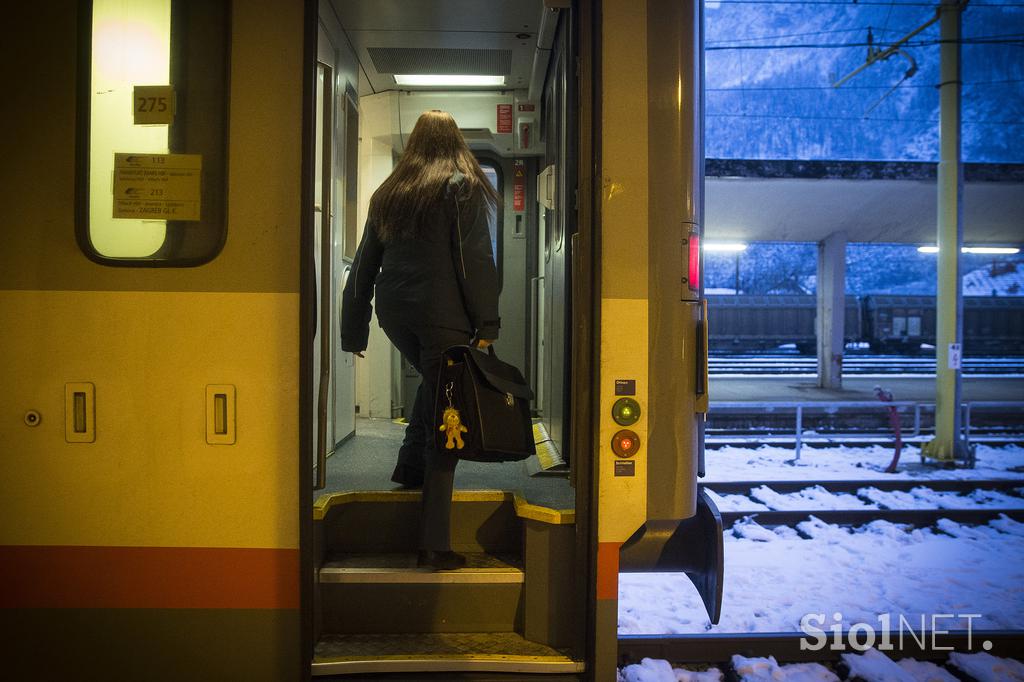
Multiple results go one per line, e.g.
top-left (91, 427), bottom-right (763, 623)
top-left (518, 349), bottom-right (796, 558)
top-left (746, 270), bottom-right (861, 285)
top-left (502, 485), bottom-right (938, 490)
top-left (708, 375), bottom-right (1024, 403)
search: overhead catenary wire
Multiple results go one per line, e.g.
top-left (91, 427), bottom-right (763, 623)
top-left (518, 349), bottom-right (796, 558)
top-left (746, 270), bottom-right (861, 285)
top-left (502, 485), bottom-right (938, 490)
top-left (712, 1), bottom-right (1024, 6)
top-left (706, 36), bottom-right (1024, 50)
top-left (707, 79), bottom-right (1024, 90)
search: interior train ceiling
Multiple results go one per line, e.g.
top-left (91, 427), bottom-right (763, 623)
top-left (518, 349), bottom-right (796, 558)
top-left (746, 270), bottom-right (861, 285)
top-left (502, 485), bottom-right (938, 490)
top-left (706, 177), bottom-right (1024, 244)
top-left (328, 0), bottom-right (544, 96)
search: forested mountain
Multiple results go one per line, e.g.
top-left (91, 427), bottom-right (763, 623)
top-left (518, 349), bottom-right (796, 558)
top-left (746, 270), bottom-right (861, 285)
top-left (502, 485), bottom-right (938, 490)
top-left (705, 0), bottom-right (1024, 163)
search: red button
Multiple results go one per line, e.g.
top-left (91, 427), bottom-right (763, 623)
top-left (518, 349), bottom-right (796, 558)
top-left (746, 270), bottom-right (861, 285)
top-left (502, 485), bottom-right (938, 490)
top-left (612, 429), bottom-right (640, 457)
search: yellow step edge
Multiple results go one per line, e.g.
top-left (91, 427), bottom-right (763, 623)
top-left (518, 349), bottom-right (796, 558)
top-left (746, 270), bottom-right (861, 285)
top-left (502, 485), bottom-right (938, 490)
top-left (313, 489), bottom-right (575, 525)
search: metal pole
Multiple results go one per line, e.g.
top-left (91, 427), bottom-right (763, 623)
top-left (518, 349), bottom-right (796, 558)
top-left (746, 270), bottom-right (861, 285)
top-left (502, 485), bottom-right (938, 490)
top-left (923, 0), bottom-right (968, 465)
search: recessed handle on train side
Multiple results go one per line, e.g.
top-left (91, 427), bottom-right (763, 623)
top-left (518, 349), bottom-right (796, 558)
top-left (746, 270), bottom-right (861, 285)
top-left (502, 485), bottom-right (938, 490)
top-left (206, 385), bottom-right (236, 445)
top-left (64, 383), bottom-right (95, 443)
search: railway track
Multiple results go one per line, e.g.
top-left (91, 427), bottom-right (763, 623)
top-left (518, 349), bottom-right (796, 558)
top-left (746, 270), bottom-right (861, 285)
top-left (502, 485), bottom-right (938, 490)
top-left (703, 479), bottom-right (1024, 529)
top-left (619, 480), bottom-right (1024, 668)
top-left (619, 630), bottom-right (1024, 665)
top-left (709, 354), bottom-right (1024, 375)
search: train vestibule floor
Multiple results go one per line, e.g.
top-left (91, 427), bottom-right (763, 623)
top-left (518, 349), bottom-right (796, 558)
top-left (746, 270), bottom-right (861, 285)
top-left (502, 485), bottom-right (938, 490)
top-left (317, 417), bottom-right (575, 510)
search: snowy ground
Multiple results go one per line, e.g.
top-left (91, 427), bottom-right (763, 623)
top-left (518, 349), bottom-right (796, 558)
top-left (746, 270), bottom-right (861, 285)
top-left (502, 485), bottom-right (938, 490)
top-left (706, 484), bottom-right (1024, 512)
top-left (619, 649), bottom-right (1024, 682)
top-left (619, 445), bottom-right (1024, 636)
top-left (703, 443), bottom-right (1024, 482)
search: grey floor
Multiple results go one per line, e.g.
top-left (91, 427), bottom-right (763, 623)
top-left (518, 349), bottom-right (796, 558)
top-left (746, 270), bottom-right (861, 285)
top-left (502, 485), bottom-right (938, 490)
top-left (319, 417), bottom-right (575, 509)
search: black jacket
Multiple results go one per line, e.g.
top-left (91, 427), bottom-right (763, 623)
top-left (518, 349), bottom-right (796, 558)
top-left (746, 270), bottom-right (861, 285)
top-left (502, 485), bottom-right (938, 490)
top-left (341, 174), bottom-right (500, 353)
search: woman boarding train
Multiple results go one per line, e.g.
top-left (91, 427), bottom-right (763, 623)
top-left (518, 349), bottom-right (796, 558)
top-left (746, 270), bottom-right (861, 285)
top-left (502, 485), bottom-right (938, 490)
top-left (340, 110), bottom-right (501, 570)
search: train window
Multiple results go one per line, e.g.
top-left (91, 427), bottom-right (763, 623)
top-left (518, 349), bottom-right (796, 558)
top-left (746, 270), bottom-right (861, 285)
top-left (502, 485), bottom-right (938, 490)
top-left (478, 161), bottom-right (503, 276)
top-left (76, 0), bottom-right (229, 266)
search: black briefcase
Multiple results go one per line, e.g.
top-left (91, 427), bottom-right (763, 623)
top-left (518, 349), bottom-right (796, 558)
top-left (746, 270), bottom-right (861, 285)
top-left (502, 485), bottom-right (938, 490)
top-left (434, 345), bottom-right (536, 462)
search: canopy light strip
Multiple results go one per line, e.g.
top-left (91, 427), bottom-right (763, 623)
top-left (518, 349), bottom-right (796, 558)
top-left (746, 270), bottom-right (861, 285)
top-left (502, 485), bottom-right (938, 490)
top-left (394, 75), bottom-right (506, 87)
top-left (918, 246), bottom-right (1020, 255)
top-left (703, 242), bottom-right (748, 252)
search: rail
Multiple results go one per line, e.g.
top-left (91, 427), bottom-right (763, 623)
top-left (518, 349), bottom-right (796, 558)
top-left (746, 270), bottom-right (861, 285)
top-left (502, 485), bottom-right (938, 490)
top-left (707, 400), bottom-right (1024, 464)
top-left (619, 630), bottom-right (1024, 664)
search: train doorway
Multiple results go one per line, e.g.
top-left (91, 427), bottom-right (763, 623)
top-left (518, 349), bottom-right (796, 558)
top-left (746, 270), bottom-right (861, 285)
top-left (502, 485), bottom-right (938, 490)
top-left (305, 0), bottom-right (588, 676)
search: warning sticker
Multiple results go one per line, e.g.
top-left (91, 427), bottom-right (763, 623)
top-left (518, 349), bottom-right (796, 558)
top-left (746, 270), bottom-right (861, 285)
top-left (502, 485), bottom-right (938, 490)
top-left (614, 460), bottom-right (635, 477)
top-left (512, 159), bottom-right (525, 212)
top-left (497, 104), bottom-right (513, 133)
top-left (113, 153), bottom-right (201, 221)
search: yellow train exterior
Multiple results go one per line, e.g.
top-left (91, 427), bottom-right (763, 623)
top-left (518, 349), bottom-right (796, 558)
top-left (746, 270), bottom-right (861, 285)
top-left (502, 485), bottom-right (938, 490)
top-left (0, 1), bottom-right (720, 680)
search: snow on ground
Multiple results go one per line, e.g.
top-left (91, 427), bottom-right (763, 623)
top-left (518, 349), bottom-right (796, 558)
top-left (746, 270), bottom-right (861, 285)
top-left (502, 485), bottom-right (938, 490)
top-left (618, 515), bottom-right (1024, 635)
top-left (618, 658), bottom-right (722, 682)
top-left (895, 657), bottom-right (959, 682)
top-left (707, 484), bottom-right (1023, 512)
top-left (619, 651), bottom-right (1024, 682)
top-left (948, 651), bottom-right (1024, 682)
top-left (859, 487), bottom-right (1024, 511)
top-left (842, 647), bottom-right (918, 682)
top-left (748, 484), bottom-right (879, 510)
top-left (703, 444), bottom-right (1024, 482)
top-left (704, 490), bottom-right (771, 512)
top-left (732, 655), bottom-right (837, 681)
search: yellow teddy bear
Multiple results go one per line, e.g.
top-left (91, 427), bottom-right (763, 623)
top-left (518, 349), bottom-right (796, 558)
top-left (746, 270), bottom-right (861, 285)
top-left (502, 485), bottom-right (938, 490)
top-left (439, 407), bottom-right (468, 450)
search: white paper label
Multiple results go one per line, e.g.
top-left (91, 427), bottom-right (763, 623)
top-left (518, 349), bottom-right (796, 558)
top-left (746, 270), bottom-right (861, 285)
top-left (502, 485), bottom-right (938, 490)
top-left (112, 153), bottom-right (201, 221)
top-left (948, 343), bottom-right (962, 370)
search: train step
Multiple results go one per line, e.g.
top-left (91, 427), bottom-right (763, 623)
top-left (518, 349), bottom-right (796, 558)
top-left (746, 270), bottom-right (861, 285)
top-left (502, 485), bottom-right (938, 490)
top-left (311, 631), bottom-right (584, 676)
top-left (314, 489), bottom-right (579, 670)
top-left (319, 552), bottom-right (525, 634)
top-left (316, 491), bottom-right (522, 555)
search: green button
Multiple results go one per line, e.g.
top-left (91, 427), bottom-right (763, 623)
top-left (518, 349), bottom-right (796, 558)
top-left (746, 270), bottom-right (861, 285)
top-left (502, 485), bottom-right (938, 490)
top-left (612, 397), bottom-right (641, 426)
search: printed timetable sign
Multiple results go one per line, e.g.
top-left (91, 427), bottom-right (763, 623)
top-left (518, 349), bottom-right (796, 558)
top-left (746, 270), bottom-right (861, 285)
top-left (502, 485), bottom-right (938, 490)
top-left (112, 153), bottom-right (202, 221)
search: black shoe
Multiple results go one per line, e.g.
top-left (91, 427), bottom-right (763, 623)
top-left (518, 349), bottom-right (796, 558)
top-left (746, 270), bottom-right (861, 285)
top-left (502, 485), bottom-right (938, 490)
top-left (416, 550), bottom-right (466, 570)
top-left (390, 465), bottom-right (424, 489)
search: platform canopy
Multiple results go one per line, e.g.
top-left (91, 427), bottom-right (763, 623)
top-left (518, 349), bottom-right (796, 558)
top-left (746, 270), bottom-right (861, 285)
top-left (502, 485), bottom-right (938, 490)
top-left (705, 159), bottom-right (1024, 245)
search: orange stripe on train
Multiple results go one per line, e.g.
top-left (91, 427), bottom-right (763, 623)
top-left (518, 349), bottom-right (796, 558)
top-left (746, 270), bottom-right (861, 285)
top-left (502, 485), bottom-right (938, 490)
top-left (0, 546), bottom-right (299, 609)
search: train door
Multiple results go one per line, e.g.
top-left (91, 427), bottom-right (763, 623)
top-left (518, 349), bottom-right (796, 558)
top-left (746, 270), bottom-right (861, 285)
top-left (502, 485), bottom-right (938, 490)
top-left (312, 27), bottom-right (336, 488)
top-left (538, 14), bottom-right (575, 462)
top-left (334, 91), bottom-right (360, 445)
top-left (313, 15), bottom-right (360, 489)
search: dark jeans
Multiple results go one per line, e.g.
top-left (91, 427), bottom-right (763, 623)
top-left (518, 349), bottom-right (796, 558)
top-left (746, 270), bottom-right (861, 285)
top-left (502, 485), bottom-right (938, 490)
top-left (380, 321), bottom-right (472, 551)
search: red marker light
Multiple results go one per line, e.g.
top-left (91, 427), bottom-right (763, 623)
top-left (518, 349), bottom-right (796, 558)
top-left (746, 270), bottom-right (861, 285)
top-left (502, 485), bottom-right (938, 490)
top-left (688, 231), bottom-right (700, 292)
top-left (620, 437), bottom-right (633, 451)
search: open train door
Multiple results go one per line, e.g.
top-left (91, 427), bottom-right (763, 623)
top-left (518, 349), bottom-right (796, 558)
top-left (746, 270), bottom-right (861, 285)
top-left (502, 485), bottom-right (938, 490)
top-left (581, 0), bottom-right (723, 678)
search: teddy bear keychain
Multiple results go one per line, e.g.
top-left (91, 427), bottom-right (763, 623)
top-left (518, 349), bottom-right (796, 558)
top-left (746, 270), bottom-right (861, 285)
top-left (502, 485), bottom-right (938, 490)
top-left (439, 380), bottom-right (468, 450)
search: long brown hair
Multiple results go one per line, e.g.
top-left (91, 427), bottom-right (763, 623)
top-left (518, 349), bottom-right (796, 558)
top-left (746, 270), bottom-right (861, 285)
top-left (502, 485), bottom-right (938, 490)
top-left (369, 110), bottom-right (500, 242)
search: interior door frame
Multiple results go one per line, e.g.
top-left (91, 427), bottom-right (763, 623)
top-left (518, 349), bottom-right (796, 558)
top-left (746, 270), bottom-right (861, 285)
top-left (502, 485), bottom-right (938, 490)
top-left (300, 0), bottom-right (318, 678)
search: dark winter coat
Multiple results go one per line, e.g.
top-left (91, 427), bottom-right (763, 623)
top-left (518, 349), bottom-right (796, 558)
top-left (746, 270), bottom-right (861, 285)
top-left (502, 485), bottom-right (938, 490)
top-left (340, 173), bottom-right (500, 353)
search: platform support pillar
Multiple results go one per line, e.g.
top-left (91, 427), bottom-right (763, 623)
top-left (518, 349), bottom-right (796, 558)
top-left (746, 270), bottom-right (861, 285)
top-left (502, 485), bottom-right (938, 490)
top-left (924, 1), bottom-right (968, 464)
top-left (816, 231), bottom-right (846, 389)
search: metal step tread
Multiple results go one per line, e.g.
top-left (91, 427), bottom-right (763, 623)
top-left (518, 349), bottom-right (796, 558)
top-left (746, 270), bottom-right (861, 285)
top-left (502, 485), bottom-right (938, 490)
top-left (320, 552), bottom-right (524, 583)
top-left (312, 632), bottom-right (584, 675)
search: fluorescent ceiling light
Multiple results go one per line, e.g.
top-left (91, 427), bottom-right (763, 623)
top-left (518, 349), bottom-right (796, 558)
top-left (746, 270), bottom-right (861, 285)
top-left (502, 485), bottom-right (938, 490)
top-left (964, 246), bottom-right (1020, 254)
top-left (394, 74), bottom-right (505, 87)
top-left (703, 242), bottom-right (748, 252)
top-left (918, 245), bottom-right (1019, 254)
